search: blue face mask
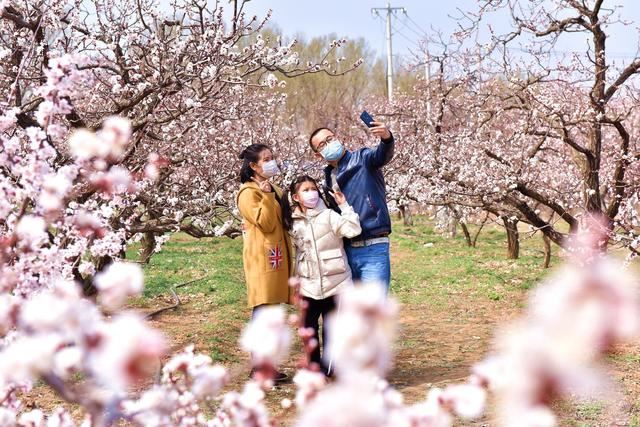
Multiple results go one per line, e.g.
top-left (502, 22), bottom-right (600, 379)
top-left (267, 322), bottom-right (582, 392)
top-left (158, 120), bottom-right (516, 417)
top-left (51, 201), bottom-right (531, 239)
top-left (320, 140), bottom-right (345, 162)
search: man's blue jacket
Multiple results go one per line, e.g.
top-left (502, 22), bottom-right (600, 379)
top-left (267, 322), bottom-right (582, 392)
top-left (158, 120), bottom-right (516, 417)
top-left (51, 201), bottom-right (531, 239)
top-left (323, 134), bottom-right (395, 240)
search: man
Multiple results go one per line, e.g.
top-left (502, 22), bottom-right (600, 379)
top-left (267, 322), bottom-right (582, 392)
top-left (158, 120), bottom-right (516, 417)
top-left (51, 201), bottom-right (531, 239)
top-left (309, 121), bottom-right (394, 291)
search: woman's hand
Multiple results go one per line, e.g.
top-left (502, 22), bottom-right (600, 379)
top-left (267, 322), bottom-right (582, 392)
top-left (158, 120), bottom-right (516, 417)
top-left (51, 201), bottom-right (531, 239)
top-left (251, 177), bottom-right (272, 193)
top-left (332, 190), bottom-right (347, 205)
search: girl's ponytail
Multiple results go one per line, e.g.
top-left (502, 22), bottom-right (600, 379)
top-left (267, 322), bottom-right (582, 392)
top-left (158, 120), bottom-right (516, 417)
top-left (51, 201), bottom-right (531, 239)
top-left (280, 190), bottom-right (295, 231)
top-left (320, 185), bottom-right (341, 213)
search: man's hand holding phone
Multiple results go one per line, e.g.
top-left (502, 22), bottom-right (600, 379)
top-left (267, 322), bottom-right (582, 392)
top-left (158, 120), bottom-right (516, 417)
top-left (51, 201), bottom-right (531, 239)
top-left (360, 110), bottom-right (391, 140)
top-left (369, 121), bottom-right (391, 140)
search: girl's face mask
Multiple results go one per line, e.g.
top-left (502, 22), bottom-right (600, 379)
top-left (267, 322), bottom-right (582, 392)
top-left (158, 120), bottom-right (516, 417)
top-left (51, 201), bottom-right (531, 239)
top-left (300, 190), bottom-right (320, 208)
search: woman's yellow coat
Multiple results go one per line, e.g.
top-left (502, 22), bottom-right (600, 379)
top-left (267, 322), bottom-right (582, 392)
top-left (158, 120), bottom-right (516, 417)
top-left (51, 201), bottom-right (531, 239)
top-left (236, 182), bottom-right (293, 307)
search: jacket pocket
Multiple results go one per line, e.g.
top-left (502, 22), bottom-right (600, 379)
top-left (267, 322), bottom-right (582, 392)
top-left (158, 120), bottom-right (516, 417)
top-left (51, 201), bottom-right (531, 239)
top-left (319, 248), bottom-right (347, 276)
top-left (264, 241), bottom-right (285, 273)
top-left (296, 252), bottom-right (311, 278)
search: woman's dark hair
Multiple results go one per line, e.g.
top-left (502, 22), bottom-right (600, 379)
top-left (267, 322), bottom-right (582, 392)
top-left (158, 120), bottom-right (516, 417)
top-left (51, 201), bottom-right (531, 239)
top-left (281, 175), bottom-right (339, 230)
top-left (239, 144), bottom-right (270, 183)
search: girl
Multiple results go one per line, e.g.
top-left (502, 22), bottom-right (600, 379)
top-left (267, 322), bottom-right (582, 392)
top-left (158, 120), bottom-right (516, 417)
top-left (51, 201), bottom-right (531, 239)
top-left (281, 175), bottom-right (361, 375)
top-left (236, 144), bottom-right (292, 383)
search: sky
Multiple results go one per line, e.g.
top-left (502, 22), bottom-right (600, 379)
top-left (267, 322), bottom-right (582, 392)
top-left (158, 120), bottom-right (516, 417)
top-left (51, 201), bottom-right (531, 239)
top-left (246, 0), bottom-right (640, 65)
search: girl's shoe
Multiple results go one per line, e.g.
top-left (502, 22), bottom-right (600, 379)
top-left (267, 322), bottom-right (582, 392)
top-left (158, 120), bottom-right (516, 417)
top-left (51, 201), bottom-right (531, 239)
top-left (249, 368), bottom-right (289, 383)
top-left (274, 371), bottom-right (289, 383)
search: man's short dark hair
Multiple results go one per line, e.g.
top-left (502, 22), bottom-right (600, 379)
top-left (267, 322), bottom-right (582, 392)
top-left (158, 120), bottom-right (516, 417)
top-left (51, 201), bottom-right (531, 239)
top-left (308, 127), bottom-right (332, 151)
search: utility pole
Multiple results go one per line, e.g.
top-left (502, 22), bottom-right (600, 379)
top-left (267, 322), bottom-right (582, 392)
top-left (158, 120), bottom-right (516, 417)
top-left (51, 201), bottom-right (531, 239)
top-left (424, 43), bottom-right (431, 116)
top-left (372, 2), bottom-right (405, 103)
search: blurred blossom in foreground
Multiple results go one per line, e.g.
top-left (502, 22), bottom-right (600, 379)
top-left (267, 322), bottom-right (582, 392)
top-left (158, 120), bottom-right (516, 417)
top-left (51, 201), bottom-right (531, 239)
top-left (89, 314), bottom-right (166, 391)
top-left (327, 282), bottom-right (398, 379)
top-left (240, 305), bottom-right (291, 382)
top-left (297, 284), bottom-right (486, 426)
top-left (94, 262), bottom-right (144, 310)
top-left (472, 223), bottom-right (640, 427)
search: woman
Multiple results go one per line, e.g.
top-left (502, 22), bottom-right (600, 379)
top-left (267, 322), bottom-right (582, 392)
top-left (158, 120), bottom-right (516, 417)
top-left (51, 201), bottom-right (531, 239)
top-left (236, 144), bottom-right (293, 313)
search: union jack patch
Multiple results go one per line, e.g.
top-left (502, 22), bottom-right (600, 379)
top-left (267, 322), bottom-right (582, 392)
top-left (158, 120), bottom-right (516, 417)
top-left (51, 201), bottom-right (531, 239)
top-left (268, 244), bottom-right (283, 270)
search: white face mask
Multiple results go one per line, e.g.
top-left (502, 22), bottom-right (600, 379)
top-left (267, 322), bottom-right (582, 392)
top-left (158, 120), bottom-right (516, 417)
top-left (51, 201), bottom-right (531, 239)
top-left (300, 190), bottom-right (320, 208)
top-left (261, 160), bottom-right (280, 178)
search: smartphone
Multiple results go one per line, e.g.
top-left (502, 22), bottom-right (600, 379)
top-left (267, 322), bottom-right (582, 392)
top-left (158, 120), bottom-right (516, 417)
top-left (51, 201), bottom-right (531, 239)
top-left (360, 110), bottom-right (375, 128)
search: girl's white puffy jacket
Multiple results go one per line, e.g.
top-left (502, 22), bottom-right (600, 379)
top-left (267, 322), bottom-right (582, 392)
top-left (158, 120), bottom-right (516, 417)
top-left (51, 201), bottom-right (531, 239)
top-left (290, 200), bottom-right (362, 300)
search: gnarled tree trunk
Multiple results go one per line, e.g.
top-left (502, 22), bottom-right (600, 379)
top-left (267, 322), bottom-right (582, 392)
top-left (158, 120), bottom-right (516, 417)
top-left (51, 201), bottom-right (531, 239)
top-left (542, 233), bottom-right (551, 268)
top-left (502, 216), bottom-right (520, 259)
top-left (140, 231), bottom-right (157, 264)
top-left (399, 204), bottom-right (414, 226)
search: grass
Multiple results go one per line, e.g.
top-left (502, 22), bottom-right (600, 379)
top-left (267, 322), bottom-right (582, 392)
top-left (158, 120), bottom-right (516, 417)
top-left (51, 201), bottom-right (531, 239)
top-left (565, 401), bottom-right (605, 426)
top-left (389, 216), bottom-right (556, 308)
top-left (131, 216), bottom-right (555, 305)
top-left (127, 234), bottom-right (245, 299)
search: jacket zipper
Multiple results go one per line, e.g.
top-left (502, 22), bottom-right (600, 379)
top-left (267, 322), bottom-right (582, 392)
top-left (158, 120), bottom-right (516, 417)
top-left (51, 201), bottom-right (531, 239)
top-left (306, 217), bottom-right (325, 299)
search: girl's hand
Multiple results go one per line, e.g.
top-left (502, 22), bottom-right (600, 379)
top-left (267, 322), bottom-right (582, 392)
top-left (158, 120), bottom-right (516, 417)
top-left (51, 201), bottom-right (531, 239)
top-left (251, 177), bottom-right (272, 193)
top-left (333, 190), bottom-right (347, 205)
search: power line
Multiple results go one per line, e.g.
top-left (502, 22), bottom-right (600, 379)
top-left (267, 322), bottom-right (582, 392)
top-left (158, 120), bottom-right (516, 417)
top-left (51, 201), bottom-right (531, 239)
top-left (499, 45), bottom-right (639, 59)
top-left (391, 22), bottom-right (424, 52)
top-left (403, 13), bottom-right (430, 39)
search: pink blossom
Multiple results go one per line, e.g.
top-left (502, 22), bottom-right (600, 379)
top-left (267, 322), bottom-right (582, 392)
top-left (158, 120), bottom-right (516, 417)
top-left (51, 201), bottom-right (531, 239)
top-left (0, 108), bottom-right (18, 132)
top-left (0, 295), bottom-right (19, 336)
top-left (292, 369), bottom-right (326, 408)
top-left (15, 216), bottom-right (48, 251)
top-left (440, 383), bottom-right (486, 419)
top-left (97, 116), bottom-right (132, 159)
top-left (191, 365), bottom-right (229, 399)
top-left (52, 346), bottom-right (83, 380)
top-left (397, 388), bottom-right (454, 427)
top-left (68, 129), bottom-right (108, 160)
top-left (17, 409), bottom-right (44, 427)
top-left (19, 289), bottom-right (75, 332)
top-left (216, 382), bottom-right (271, 427)
top-left (0, 335), bottom-right (62, 384)
top-left (327, 283), bottom-right (397, 379)
top-left (91, 166), bottom-right (134, 195)
top-left (94, 262), bottom-right (144, 310)
top-left (240, 305), bottom-right (291, 370)
top-left (89, 314), bottom-right (166, 391)
top-left (38, 172), bottom-right (73, 212)
top-left (0, 407), bottom-right (17, 426)
top-left (296, 380), bottom-right (386, 427)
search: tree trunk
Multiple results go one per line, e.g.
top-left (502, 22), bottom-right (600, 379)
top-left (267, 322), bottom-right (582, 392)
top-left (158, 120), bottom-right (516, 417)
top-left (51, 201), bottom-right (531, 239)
top-left (542, 233), bottom-right (551, 269)
top-left (399, 204), bottom-right (414, 226)
top-left (436, 206), bottom-right (456, 238)
top-left (140, 231), bottom-right (156, 264)
top-left (460, 221), bottom-right (472, 247)
top-left (502, 217), bottom-right (520, 259)
top-left (471, 212), bottom-right (490, 248)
